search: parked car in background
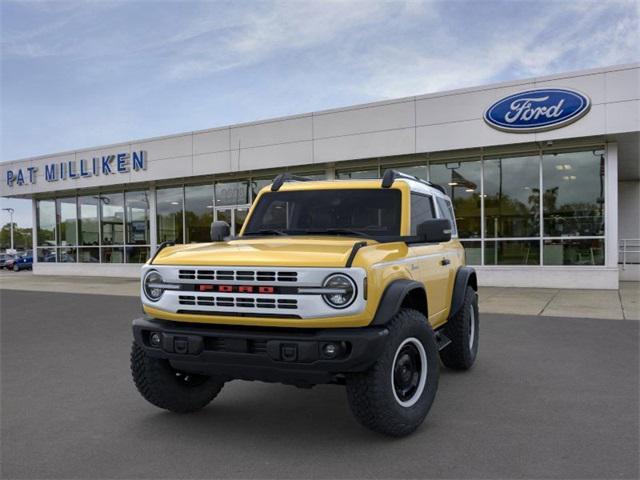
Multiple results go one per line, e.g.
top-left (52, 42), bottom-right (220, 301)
top-left (0, 253), bottom-right (16, 269)
top-left (9, 252), bottom-right (33, 271)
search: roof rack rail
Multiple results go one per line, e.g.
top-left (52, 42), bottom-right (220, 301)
top-left (381, 169), bottom-right (447, 194)
top-left (271, 173), bottom-right (313, 191)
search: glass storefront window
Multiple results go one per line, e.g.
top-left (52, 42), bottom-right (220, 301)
top-left (430, 159), bottom-right (481, 238)
top-left (126, 246), bottom-right (150, 263)
top-left (391, 164), bottom-right (428, 181)
top-left (36, 200), bottom-right (56, 246)
top-left (78, 247), bottom-right (99, 263)
top-left (56, 197), bottom-right (77, 246)
top-left (543, 238), bottom-right (604, 265)
top-left (78, 196), bottom-right (99, 246)
top-left (542, 150), bottom-right (605, 237)
top-left (37, 246), bottom-right (56, 262)
top-left (484, 155), bottom-right (540, 238)
top-left (484, 240), bottom-right (540, 265)
top-left (185, 184), bottom-right (214, 243)
top-left (461, 241), bottom-right (481, 265)
top-left (125, 191), bottom-right (150, 245)
top-left (58, 247), bottom-right (76, 263)
top-left (157, 187), bottom-right (184, 243)
top-left (215, 180), bottom-right (249, 206)
top-left (336, 168), bottom-right (379, 179)
top-left (100, 193), bottom-right (124, 245)
top-left (101, 246), bottom-right (124, 263)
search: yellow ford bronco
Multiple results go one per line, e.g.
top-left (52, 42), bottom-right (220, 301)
top-left (131, 170), bottom-right (478, 436)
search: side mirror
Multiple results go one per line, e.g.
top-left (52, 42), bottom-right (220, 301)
top-left (416, 219), bottom-right (452, 243)
top-left (210, 221), bottom-right (231, 242)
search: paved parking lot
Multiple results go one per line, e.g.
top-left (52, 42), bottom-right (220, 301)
top-left (1, 290), bottom-right (639, 479)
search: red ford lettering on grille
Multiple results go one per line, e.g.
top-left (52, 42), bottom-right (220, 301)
top-left (198, 285), bottom-right (276, 293)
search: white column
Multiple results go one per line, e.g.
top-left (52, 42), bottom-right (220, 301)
top-left (149, 185), bottom-right (157, 252)
top-left (605, 142), bottom-right (619, 272)
top-left (325, 163), bottom-right (335, 180)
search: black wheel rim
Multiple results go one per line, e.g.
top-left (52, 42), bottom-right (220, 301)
top-left (393, 343), bottom-right (422, 402)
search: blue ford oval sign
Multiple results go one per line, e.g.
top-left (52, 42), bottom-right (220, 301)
top-left (484, 88), bottom-right (591, 133)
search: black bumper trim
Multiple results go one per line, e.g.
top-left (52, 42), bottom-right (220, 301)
top-left (132, 317), bottom-right (388, 385)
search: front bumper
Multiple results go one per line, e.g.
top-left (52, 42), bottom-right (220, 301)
top-left (132, 317), bottom-right (389, 386)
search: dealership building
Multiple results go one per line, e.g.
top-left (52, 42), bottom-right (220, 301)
top-left (1, 63), bottom-right (638, 289)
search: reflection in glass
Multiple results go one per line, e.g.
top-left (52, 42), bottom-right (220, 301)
top-left (336, 169), bottom-right (379, 179)
top-left (215, 209), bottom-right (232, 233)
top-left (543, 238), bottom-right (604, 265)
top-left (125, 191), bottom-right (150, 245)
top-left (56, 197), bottom-right (77, 246)
top-left (101, 247), bottom-right (124, 263)
top-left (78, 196), bottom-right (99, 246)
top-left (484, 155), bottom-right (540, 238)
top-left (37, 247), bottom-right (56, 262)
top-left (37, 200), bottom-right (56, 246)
top-left (484, 240), bottom-right (540, 265)
top-left (235, 208), bottom-right (249, 235)
top-left (101, 193), bottom-right (124, 245)
top-left (185, 184), bottom-right (214, 243)
top-left (157, 187), bottom-right (184, 243)
top-left (126, 246), bottom-right (150, 263)
top-left (461, 241), bottom-right (481, 265)
top-left (543, 150), bottom-right (605, 237)
top-left (430, 160), bottom-right (481, 238)
top-left (58, 247), bottom-right (76, 263)
top-left (215, 181), bottom-right (249, 206)
top-left (78, 247), bottom-right (100, 263)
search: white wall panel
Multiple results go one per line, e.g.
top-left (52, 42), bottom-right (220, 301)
top-left (230, 116), bottom-right (312, 149)
top-left (233, 141), bottom-right (313, 171)
top-left (314, 128), bottom-right (415, 163)
top-left (416, 84), bottom-right (533, 126)
top-left (606, 68), bottom-right (640, 103)
top-left (193, 128), bottom-right (229, 155)
top-left (193, 151), bottom-right (232, 176)
top-left (534, 72), bottom-right (606, 105)
top-left (130, 134), bottom-right (192, 161)
top-left (416, 119), bottom-right (526, 152)
top-left (605, 100), bottom-right (640, 134)
top-left (132, 156), bottom-right (192, 182)
top-left (314, 101), bottom-right (414, 139)
top-left (535, 104), bottom-right (607, 142)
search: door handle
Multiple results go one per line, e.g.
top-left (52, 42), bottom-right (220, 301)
top-left (440, 258), bottom-right (450, 266)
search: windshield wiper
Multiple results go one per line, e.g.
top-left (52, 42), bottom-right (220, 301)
top-left (301, 228), bottom-right (372, 239)
top-left (245, 229), bottom-right (289, 236)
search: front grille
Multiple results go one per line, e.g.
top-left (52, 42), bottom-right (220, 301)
top-left (178, 269), bottom-right (298, 283)
top-left (178, 295), bottom-right (298, 310)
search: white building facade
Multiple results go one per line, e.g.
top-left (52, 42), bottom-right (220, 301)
top-left (2, 63), bottom-right (639, 289)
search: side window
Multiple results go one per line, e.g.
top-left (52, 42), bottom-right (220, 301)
top-left (410, 193), bottom-right (436, 235)
top-left (436, 197), bottom-right (458, 236)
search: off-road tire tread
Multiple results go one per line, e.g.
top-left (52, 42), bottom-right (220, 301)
top-left (440, 286), bottom-right (478, 370)
top-left (345, 309), bottom-right (439, 437)
top-left (131, 342), bottom-right (224, 413)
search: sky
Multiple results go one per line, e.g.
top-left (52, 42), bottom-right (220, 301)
top-left (1, 0), bottom-right (639, 228)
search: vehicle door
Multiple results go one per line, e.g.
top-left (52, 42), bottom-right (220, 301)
top-left (434, 196), bottom-right (460, 315)
top-left (407, 192), bottom-right (450, 324)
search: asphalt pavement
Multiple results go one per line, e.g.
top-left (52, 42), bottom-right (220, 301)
top-left (1, 290), bottom-right (638, 479)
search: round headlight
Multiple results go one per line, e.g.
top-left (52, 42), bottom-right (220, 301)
top-left (322, 274), bottom-right (356, 309)
top-left (143, 270), bottom-right (164, 302)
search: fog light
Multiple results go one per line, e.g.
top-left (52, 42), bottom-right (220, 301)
top-left (323, 343), bottom-right (338, 358)
top-left (150, 332), bottom-right (162, 347)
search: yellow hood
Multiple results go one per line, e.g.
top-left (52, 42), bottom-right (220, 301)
top-left (152, 237), bottom-right (371, 268)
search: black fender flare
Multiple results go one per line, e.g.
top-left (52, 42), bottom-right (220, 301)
top-left (448, 266), bottom-right (477, 319)
top-left (371, 279), bottom-right (427, 325)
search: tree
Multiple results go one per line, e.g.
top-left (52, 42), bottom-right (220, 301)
top-left (0, 223), bottom-right (32, 251)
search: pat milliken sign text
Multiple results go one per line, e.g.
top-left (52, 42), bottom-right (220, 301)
top-left (5, 151), bottom-right (147, 187)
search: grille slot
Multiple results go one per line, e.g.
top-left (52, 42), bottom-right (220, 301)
top-left (177, 269), bottom-right (298, 283)
top-left (177, 295), bottom-right (298, 310)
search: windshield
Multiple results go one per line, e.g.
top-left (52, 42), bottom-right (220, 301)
top-left (243, 189), bottom-right (402, 238)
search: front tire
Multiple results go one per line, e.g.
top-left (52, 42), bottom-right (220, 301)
top-left (131, 342), bottom-right (225, 413)
top-left (345, 309), bottom-right (439, 437)
top-left (440, 286), bottom-right (479, 370)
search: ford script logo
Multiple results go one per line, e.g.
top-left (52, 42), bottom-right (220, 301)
top-left (484, 88), bottom-right (591, 133)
